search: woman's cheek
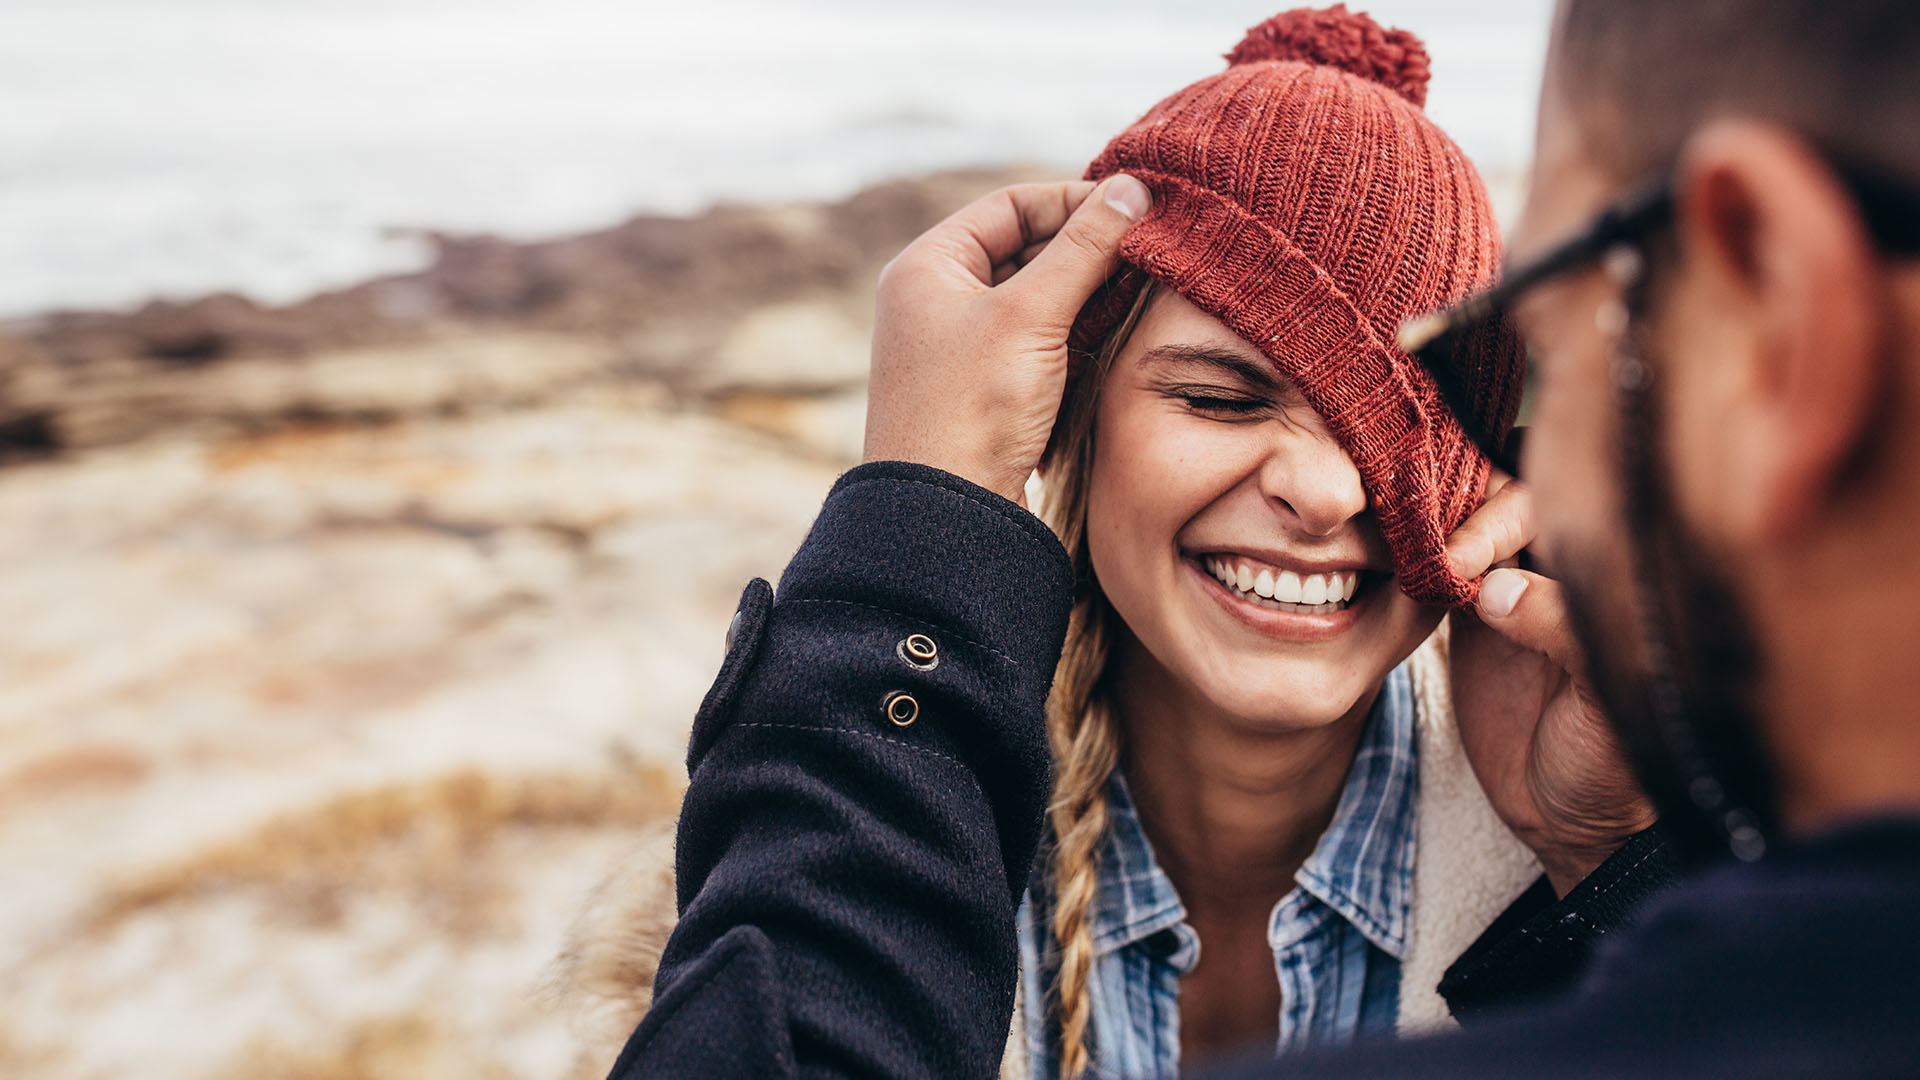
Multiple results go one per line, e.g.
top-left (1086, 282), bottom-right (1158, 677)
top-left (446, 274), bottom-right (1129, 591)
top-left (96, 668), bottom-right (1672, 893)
top-left (1099, 414), bottom-right (1213, 528)
top-left (1131, 414), bottom-right (1250, 499)
top-left (1086, 418), bottom-right (1211, 621)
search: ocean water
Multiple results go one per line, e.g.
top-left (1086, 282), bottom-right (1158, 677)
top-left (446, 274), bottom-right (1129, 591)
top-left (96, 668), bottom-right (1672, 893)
top-left (0, 0), bottom-right (1551, 318)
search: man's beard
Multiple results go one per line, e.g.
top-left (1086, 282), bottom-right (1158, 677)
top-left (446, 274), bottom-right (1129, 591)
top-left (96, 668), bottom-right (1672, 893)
top-left (1553, 337), bottom-right (1781, 865)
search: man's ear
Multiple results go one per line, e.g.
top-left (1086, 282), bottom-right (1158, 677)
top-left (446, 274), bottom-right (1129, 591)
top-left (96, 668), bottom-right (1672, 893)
top-left (1671, 120), bottom-right (1891, 544)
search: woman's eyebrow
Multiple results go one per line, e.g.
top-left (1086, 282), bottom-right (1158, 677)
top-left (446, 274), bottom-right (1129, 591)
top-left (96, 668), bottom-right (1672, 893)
top-left (1138, 344), bottom-right (1280, 389)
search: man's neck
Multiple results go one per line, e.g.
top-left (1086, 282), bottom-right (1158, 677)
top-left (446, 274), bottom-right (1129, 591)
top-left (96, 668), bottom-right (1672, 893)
top-left (1111, 641), bottom-right (1378, 914)
top-left (1753, 521), bottom-right (1920, 832)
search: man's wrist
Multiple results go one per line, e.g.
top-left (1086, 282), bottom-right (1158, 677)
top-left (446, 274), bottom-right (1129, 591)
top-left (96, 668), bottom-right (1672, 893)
top-left (1531, 808), bottom-right (1661, 898)
top-left (856, 447), bottom-right (1030, 509)
top-left (1539, 845), bottom-right (1620, 898)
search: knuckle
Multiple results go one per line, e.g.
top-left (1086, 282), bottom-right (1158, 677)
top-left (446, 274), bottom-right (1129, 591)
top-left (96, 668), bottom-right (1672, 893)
top-left (1471, 539), bottom-right (1499, 573)
top-left (1001, 181), bottom-right (1047, 208)
top-left (1054, 222), bottom-right (1109, 263)
top-left (1456, 521), bottom-right (1494, 559)
top-left (874, 253), bottom-right (912, 297)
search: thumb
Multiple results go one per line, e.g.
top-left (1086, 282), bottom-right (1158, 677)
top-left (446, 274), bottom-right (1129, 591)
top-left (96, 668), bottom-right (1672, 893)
top-left (1474, 568), bottom-right (1588, 678)
top-left (1004, 174), bottom-right (1150, 326)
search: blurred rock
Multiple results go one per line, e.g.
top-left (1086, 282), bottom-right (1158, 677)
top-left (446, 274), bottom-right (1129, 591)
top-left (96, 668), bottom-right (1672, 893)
top-left (711, 387), bottom-right (869, 463)
top-left (0, 401), bottom-right (844, 1080)
top-left (17, 333), bottom-right (619, 451)
top-left (0, 166), bottom-right (1051, 458)
top-left (705, 299), bottom-right (871, 395)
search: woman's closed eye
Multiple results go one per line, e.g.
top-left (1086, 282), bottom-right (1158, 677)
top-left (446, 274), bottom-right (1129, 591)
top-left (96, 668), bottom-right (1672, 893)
top-left (1168, 386), bottom-right (1270, 419)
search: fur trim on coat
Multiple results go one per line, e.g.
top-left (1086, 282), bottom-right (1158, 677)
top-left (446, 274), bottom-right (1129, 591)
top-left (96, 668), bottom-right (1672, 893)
top-left (547, 820), bottom-right (681, 1079)
top-left (1396, 624), bottom-right (1542, 1032)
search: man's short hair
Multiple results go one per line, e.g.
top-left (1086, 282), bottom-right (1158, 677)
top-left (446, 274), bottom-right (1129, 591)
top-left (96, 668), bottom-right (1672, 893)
top-left (1555, 0), bottom-right (1920, 183)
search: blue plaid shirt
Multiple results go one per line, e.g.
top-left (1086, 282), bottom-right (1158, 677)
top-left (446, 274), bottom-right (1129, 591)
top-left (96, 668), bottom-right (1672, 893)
top-left (1017, 664), bottom-right (1419, 1078)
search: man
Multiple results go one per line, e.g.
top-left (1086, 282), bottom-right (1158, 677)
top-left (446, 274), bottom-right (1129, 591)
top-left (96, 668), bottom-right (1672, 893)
top-left (607, 1), bottom-right (1920, 1076)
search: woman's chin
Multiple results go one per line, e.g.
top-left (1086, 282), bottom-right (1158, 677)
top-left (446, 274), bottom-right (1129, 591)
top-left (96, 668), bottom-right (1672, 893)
top-left (1188, 675), bottom-right (1370, 736)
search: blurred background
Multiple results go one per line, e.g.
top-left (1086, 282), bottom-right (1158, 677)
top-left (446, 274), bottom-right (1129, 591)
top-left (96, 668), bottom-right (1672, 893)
top-left (0, 1), bottom-right (1550, 1075)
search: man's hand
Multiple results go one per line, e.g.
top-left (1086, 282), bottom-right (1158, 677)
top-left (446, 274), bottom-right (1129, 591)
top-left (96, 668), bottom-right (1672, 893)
top-left (863, 175), bottom-right (1151, 505)
top-left (1447, 474), bottom-right (1657, 895)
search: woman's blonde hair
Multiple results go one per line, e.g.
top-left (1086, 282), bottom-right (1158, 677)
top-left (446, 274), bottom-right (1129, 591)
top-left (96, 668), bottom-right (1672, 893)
top-left (1036, 280), bottom-right (1156, 1080)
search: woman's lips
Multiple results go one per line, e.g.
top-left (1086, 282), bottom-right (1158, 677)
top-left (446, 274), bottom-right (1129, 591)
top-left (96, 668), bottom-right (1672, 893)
top-left (1199, 553), bottom-right (1360, 610)
top-left (1186, 555), bottom-right (1373, 640)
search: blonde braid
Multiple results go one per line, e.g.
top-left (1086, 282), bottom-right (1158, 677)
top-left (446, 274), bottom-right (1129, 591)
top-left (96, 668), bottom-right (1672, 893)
top-left (1043, 611), bottom-right (1120, 1080)
top-left (1036, 282), bottom-right (1155, 1080)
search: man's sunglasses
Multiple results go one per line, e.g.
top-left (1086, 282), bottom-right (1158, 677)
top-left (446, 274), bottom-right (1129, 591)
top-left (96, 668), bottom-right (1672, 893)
top-left (1397, 154), bottom-right (1920, 476)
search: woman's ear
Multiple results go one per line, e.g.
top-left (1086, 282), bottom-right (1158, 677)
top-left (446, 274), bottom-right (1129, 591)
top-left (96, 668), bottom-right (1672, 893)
top-left (1665, 120), bottom-right (1891, 547)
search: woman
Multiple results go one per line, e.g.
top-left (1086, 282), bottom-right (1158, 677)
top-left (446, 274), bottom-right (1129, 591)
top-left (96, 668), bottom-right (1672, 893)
top-left (559, 8), bottom-right (1541, 1078)
top-left (1013, 8), bottom-right (1538, 1078)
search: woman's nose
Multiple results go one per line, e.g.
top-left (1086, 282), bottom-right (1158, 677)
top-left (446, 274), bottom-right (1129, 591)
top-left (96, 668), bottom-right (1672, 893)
top-left (1257, 430), bottom-right (1368, 537)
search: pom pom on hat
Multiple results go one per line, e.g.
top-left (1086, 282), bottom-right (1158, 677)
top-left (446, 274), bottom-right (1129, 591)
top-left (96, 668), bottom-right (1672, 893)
top-left (1225, 5), bottom-right (1431, 108)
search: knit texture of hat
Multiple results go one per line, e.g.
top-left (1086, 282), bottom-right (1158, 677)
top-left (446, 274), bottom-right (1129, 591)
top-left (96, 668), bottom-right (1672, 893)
top-left (1070, 5), bottom-right (1525, 607)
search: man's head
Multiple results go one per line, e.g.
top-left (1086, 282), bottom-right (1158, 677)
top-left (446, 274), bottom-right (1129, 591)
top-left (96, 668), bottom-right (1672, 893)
top-left (1514, 0), bottom-right (1920, 855)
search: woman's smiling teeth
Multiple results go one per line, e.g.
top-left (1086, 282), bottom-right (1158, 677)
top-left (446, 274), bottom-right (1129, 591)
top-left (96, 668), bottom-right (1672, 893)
top-left (1201, 555), bottom-right (1360, 614)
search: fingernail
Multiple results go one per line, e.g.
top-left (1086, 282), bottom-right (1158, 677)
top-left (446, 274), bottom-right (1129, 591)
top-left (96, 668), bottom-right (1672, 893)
top-left (1479, 568), bottom-right (1528, 619)
top-left (1103, 175), bottom-right (1150, 221)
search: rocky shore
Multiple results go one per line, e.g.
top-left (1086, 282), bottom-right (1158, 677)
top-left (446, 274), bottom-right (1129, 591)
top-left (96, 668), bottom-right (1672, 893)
top-left (0, 165), bottom-right (1050, 1079)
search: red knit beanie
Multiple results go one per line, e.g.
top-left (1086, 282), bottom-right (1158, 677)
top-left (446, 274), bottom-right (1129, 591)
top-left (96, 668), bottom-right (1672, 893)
top-left (1071, 5), bottom-right (1525, 607)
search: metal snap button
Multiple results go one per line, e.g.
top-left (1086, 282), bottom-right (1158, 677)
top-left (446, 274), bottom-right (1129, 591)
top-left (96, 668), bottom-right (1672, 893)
top-left (897, 633), bottom-right (939, 671)
top-left (883, 691), bottom-right (919, 727)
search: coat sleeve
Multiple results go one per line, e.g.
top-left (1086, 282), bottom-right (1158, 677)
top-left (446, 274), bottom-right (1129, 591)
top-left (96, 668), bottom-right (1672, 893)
top-left (1436, 822), bottom-right (1682, 1021)
top-left (604, 461), bottom-right (1075, 1080)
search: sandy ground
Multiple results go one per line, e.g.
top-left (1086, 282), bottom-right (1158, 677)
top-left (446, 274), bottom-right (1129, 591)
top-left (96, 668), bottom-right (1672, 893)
top-left (0, 393), bottom-right (843, 1077)
top-left (0, 169), bottom-right (1048, 1079)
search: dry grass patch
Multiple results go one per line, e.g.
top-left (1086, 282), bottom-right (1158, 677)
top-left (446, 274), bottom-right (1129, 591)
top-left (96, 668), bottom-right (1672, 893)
top-left (0, 1023), bottom-right (64, 1076)
top-left (91, 762), bottom-right (683, 936)
top-left (208, 1010), bottom-right (518, 1080)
